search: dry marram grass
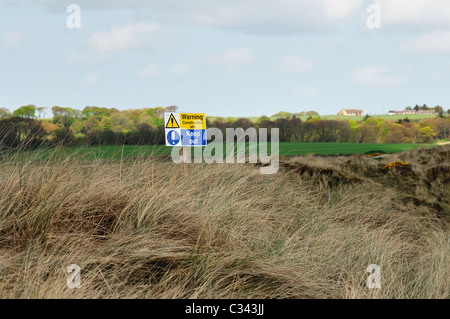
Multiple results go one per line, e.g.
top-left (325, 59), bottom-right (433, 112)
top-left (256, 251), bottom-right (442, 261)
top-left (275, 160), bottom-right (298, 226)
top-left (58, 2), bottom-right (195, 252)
top-left (0, 147), bottom-right (448, 298)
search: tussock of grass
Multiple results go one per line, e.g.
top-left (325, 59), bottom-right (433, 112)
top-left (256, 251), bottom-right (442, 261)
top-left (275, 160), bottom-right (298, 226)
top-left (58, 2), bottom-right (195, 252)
top-left (0, 146), bottom-right (449, 299)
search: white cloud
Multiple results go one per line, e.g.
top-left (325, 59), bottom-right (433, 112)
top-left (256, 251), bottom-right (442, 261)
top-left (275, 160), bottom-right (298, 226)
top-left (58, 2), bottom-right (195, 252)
top-left (77, 73), bottom-right (99, 87)
top-left (86, 22), bottom-right (161, 52)
top-left (138, 64), bottom-right (159, 78)
top-left (1, 32), bottom-right (28, 49)
top-left (67, 22), bottom-right (164, 65)
top-left (15, 0), bottom-right (364, 34)
top-left (169, 64), bottom-right (190, 76)
top-left (349, 66), bottom-right (407, 88)
top-left (374, 0), bottom-right (450, 30)
top-left (273, 56), bottom-right (313, 73)
top-left (201, 48), bottom-right (256, 71)
top-left (293, 83), bottom-right (320, 99)
top-left (402, 31), bottom-right (450, 53)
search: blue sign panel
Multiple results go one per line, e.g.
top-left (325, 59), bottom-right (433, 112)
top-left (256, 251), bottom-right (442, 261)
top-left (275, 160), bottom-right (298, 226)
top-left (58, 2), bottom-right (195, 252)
top-left (167, 130), bottom-right (181, 145)
top-left (181, 129), bottom-right (207, 146)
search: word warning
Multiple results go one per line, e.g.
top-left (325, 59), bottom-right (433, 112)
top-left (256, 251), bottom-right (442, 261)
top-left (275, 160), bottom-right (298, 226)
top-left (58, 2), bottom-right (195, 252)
top-left (164, 112), bottom-right (207, 147)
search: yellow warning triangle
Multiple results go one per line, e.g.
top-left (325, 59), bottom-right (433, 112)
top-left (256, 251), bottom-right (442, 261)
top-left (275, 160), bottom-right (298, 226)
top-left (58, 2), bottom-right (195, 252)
top-left (166, 113), bottom-right (180, 128)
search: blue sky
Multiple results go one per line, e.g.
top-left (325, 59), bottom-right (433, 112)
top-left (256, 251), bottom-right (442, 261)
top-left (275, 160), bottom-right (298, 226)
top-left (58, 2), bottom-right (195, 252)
top-left (0, 0), bottom-right (449, 117)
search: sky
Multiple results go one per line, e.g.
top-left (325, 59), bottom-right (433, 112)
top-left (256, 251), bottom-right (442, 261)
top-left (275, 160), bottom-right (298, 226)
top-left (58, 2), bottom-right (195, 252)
top-left (0, 0), bottom-right (449, 117)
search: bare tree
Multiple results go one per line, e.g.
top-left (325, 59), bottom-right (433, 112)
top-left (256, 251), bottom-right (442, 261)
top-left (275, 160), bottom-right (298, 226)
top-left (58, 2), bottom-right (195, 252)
top-left (165, 105), bottom-right (179, 113)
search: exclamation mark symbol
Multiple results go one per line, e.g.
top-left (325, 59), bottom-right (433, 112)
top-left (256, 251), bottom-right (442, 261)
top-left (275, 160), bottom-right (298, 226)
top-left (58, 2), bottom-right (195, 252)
top-left (171, 131), bottom-right (175, 144)
top-left (171, 117), bottom-right (174, 126)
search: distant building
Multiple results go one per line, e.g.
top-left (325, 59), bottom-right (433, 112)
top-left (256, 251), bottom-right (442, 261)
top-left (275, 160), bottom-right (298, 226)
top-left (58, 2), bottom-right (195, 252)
top-left (417, 110), bottom-right (436, 114)
top-left (338, 109), bottom-right (363, 116)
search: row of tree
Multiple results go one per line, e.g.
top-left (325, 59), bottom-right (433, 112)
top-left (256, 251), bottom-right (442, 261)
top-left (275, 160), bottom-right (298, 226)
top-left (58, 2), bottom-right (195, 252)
top-left (210, 116), bottom-right (449, 144)
top-left (0, 105), bottom-right (449, 148)
top-left (271, 110), bottom-right (319, 118)
top-left (405, 104), bottom-right (448, 115)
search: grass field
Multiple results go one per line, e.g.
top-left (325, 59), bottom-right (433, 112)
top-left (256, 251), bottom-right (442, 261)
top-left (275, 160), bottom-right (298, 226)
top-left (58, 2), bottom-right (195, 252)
top-left (209, 114), bottom-right (438, 123)
top-left (276, 142), bottom-right (425, 156)
top-left (7, 142), bottom-right (431, 161)
top-left (0, 144), bottom-right (448, 298)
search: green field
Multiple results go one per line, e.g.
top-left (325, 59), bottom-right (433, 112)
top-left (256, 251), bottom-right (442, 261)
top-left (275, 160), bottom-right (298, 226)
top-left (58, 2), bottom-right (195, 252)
top-left (209, 114), bottom-right (438, 123)
top-left (7, 142), bottom-right (431, 161)
top-left (276, 142), bottom-right (426, 156)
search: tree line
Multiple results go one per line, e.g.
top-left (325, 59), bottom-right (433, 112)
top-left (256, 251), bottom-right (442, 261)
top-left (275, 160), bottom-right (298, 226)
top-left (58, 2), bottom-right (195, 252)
top-left (210, 115), bottom-right (449, 144)
top-left (0, 105), bottom-right (449, 149)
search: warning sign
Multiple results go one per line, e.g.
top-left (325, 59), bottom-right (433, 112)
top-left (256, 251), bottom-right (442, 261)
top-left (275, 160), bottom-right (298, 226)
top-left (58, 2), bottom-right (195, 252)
top-left (165, 113), bottom-right (180, 129)
top-left (164, 112), bottom-right (207, 147)
top-left (179, 113), bottom-right (206, 130)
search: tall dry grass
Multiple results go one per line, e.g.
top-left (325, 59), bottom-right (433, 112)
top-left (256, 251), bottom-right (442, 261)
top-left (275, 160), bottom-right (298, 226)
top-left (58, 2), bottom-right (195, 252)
top-left (0, 147), bottom-right (448, 299)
